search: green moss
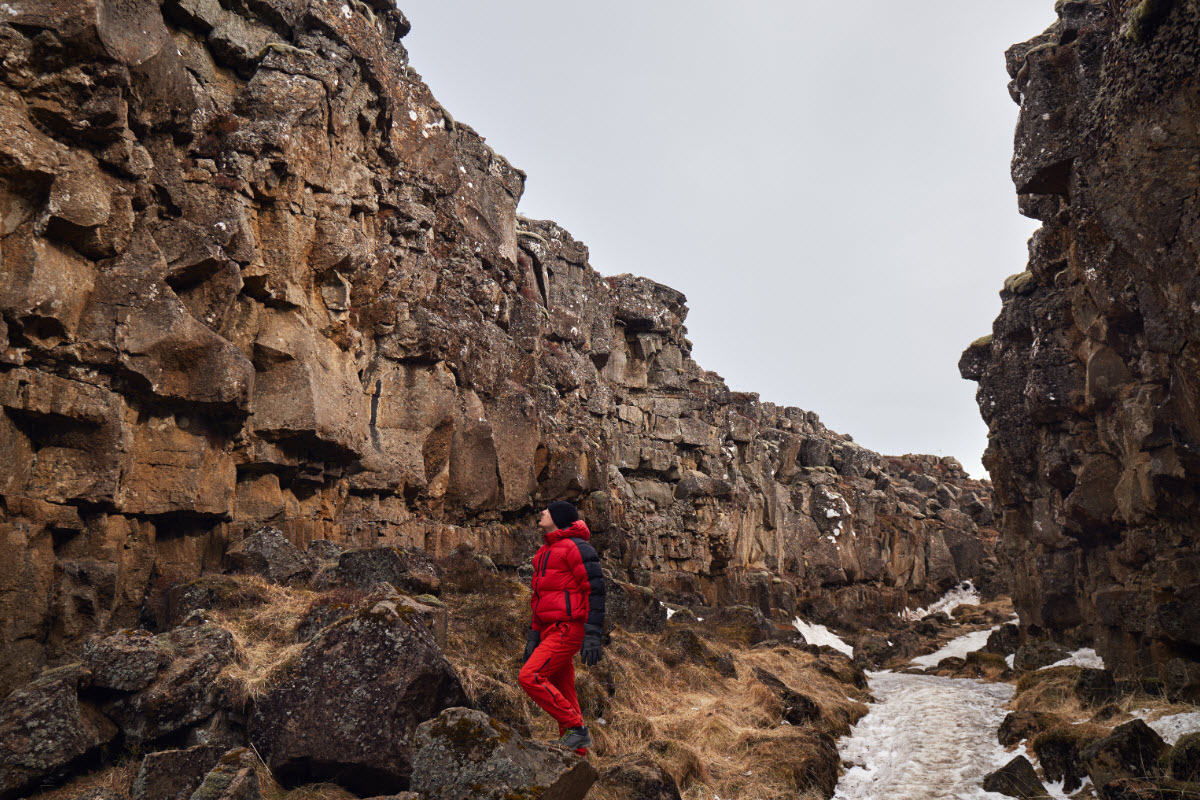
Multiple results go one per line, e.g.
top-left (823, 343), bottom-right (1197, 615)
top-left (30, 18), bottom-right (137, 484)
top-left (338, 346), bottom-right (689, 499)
top-left (969, 334), bottom-right (993, 349)
top-left (1003, 271), bottom-right (1037, 296)
top-left (1017, 665), bottom-right (1082, 693)
top-left (1032, 723), bottom-right (1106, 753)
top-left (1125, 0), bottom-right (1176, 42)
top-left (1166, 732), bottom-right (1200, 781)
top-left (432, 715), bottom-right (491, 752)
top-left (965, 651), bottom-right (1009, 668)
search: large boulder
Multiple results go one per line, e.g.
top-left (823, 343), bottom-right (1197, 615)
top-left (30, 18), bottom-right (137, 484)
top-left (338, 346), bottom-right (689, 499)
top-left (132, 744), bottom-right (224, 800)
top-left (0, 665), bottom-right (117, 799)
top-left (1166, 733), bottom-right (1200, 783)
top-left (223, 528), bottom-right (314, 585)
top-left (411, 707), bottom-right (598, 800)
top-left (998, 711), bottom-right (1067, 747)
top-left (188, 748), bottom-right (260, 800)
top-left (1013, 639), bottom-right (1070, 671)
top-left (984, 623), bottom-right (1021, 656)
top-left (1082, 720), bottom-right (1168, 791)
top-left (337, 547), bottom-right (441, 595)
top-left (1032, 724), bottom-right (1106, 793)
top-left (983, 755), bottom-right (1050, 799)
top-left (249, 594), bottom-right (466, 794)
top-left (85, 628), bottom-right (168, 691)
top-left (100, 625), bottom-right (236, 745)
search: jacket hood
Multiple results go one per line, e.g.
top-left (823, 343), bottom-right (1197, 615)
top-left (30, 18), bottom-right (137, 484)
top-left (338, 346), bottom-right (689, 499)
top-left (544, 519), bottom-right (590, 545)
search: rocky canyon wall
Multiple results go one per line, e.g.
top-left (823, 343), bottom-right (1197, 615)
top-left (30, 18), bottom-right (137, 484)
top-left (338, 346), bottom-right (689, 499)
top-left (0, 0), bottom-right (996, 696)
top-left (962, 0), bottom-right (1200, 697)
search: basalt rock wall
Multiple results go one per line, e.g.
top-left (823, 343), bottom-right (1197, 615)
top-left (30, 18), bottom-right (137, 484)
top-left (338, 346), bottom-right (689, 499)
top-left (0, 0), bottom-right (996, 695)
top-left (962, 0), bottom-right (1200, 694)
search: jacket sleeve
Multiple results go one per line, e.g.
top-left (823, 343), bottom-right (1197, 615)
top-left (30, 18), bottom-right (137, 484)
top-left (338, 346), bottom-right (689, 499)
top-left (569, 538), bottom-right (606, 637)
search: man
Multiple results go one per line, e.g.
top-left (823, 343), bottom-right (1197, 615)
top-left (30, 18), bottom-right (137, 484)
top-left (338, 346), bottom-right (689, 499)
top-left (518, 500), bottom-right (605, 754)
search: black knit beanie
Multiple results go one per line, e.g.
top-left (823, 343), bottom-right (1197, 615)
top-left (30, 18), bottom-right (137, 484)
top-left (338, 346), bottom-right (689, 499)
top-left (547, 501), bottom-right (580, 530)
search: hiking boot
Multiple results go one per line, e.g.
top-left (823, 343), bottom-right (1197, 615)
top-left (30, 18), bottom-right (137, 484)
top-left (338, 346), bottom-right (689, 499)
top-left (556, 725), bottom-right (592, 750)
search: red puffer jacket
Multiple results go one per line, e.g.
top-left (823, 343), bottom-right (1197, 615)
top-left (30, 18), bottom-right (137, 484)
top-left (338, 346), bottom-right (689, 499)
top-left (530, 520), bottom-right (606, 637)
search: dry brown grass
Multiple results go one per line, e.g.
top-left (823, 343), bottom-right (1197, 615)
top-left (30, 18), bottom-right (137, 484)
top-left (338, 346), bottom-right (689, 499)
top-left (258, 765), bottom-right (358, 800)
top-left (440, 578), bottom-right (870, 800)
top-left (1009, 663), bottom-right (1199, 756)
top-left (26, 759), bottom-right (137, 800)
top-left (204, 576), bottom-right (332, 706)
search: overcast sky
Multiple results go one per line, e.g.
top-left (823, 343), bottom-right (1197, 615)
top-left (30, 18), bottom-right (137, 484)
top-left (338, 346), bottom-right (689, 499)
top-left (398, 1), bottom-right (1053, 478)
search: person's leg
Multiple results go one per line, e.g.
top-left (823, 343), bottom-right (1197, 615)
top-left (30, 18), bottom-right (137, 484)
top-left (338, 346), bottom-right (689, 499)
top-left (545, 624), bottom-right (586, 753)
top-left (518, 623), bottom-right (585, 731)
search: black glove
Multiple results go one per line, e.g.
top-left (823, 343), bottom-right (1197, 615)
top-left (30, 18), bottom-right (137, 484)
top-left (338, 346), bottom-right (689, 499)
top-left (580, 630), bottom-right (603, 666)
top-left (523, 628), bottom-right (540, 665)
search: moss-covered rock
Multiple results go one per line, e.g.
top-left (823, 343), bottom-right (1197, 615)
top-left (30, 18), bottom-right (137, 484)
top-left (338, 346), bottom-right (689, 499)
top-left (132, 744), bottom-right (224, 800)
top-left (982, 755), bottom-right (1049, 799)
top-left (100, 624), bottom-right (235, 746)
top-left (0, 664), bottom-right (117, 799)
top-left (85, 629), bottom-right (168, 692)
top-left (337, 546), bottom-right (442, 595)
top-left (1166, 732), bottom-right (1200, 782)
top-left (249, 592), bottom-right (466, 795)
top-left (1081, 719), bottom-right (1167, 790)
top-left (189, 748), bottom-right (259, 800)
top-left (998, 711), bottom-right (1067, 747)
top-left (411, 707), bottom-right (597, 800)
top-left (1032, 723), bottom-right (1107, 792)
top-left (223, 528), bottom-right (314, 586)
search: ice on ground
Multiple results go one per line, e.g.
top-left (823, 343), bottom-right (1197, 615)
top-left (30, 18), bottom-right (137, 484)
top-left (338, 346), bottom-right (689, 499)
top-left (1140, 711), bottom-right (1200, 745)
top-left (910, 626), bottom-right (997, 668)
top-left (1044, 648), bottom-right (1105, 670)
top-left (832, 671), bottom-right (1021, 800)
top-left (792, 617), bottom-right (854, 657)
top-left (900, 580), bottom-right (982, 621)
top-left (665, 607), bottom-right (676, 620)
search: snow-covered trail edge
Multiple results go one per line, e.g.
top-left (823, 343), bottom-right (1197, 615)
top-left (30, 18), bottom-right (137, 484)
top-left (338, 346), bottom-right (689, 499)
top-left (832, 670), bottom-right (1019, 800)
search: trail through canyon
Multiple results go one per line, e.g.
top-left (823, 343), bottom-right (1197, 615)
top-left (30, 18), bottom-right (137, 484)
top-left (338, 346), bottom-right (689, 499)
top-left (829, 626), bottom-right (1066, 800)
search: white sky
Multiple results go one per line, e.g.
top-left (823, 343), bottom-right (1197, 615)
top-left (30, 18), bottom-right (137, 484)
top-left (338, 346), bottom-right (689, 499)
top-left (398, 2), bottom-right (1053, 478)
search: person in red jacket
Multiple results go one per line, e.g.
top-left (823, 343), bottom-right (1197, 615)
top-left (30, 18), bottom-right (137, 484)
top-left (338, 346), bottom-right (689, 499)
top-left (519, 500), bottom-right (605, 753)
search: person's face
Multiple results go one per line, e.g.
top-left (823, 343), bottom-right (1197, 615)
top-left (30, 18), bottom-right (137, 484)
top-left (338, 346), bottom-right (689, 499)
top-left (538, 508), bottom-right (555, 531)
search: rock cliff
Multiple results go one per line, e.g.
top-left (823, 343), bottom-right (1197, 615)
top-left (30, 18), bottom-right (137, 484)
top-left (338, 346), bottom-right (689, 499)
top-left (962, 0), bottom-right (1200, 698)
top-left (0, 0), bottom-right (996, 696)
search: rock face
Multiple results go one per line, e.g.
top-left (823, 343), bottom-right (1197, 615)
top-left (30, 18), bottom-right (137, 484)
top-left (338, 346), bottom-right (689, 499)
top-left (961, 0), bottom-right (1200, 693)
top-left (0, 0), bottom-right (998, 695)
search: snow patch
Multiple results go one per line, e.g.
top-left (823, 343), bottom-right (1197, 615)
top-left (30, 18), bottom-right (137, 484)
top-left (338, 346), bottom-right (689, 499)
top-left (910, 626), bottom-right (997, 668)
top-left (665, 607), bottom-right (676, 620)
top-left (832, 671), bottom-right (1017, 799)
top-left (1044, 648), bottom-right (1105, 670)
top-left (1139, 711), bottom-right (1200, 745)
top-left (792, 617), bottom-right (854, 657)
top-left (901, 580), bottom-right (982, 621)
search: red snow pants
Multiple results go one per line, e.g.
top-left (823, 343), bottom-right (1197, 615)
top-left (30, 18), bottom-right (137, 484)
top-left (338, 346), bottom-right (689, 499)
top-left (518, 621), bottom-right (585, 731)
